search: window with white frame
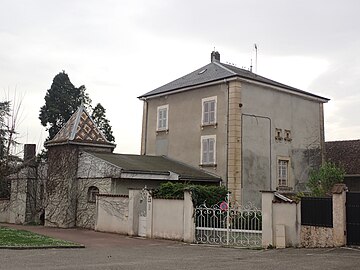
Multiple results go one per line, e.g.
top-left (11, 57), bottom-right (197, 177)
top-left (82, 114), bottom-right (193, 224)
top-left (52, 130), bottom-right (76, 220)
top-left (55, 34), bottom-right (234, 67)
top-left (157, 105), bottom-right (169, 131)
top-left (202, 96), bottom-right (217, 125)
top-left (278, 159), bottom-right (289, 187)
top-left (201, 135), bottom-right (216, 165)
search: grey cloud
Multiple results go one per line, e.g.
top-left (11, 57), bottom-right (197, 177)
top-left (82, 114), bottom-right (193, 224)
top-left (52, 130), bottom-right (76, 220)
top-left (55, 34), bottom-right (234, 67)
top-left (136, 0), bottom-right (360, 56)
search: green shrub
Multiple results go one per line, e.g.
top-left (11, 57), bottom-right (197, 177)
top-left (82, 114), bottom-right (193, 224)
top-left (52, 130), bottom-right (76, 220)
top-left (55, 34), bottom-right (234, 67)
top-left (189, 185), bottom-right (228, 206)
top-left (152, 182), bottom-right (185, 199)
top-left (152, 182), bottom-right (228, 206)
top-left (307, 162), bottom-right (345, 197)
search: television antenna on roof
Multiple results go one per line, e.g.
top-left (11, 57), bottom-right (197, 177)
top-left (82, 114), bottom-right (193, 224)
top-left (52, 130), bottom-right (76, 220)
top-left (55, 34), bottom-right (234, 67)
top-left (254, 43), bottom-right (258, 73)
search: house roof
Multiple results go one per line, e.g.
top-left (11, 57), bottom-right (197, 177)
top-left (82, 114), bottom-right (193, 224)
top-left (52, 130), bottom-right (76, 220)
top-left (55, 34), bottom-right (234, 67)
top-left (45, 104), bottom-right (116, 149)
top-left (87, 151), bottom-right (222, 182)
top-left (138, 55), bottom-right (329, 102)
top-left (325, 140), bottom-right (360, 175)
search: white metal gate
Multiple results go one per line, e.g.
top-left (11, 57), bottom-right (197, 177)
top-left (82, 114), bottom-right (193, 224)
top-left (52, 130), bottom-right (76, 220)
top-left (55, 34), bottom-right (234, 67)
top-left (195, 194), bottom-right (262, 247)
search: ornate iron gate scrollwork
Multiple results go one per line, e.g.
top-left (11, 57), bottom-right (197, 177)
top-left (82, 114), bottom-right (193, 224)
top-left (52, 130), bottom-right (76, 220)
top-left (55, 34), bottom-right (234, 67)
top-left (195, 194), bottom-right (262, 247)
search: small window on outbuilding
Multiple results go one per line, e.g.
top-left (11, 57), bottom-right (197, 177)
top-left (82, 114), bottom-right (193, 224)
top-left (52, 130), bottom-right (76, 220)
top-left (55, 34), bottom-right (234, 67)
top-left (88, 186), bottom-right (99, 203)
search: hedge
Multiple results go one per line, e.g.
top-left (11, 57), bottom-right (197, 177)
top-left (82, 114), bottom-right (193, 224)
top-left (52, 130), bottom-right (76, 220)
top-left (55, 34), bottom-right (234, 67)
top-left (152, 182), bottom-right (228, 207)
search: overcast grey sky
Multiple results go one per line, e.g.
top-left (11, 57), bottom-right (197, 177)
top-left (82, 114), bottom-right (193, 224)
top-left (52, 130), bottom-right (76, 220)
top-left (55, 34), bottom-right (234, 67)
top-left (1, 0), bottom-right (360, 155)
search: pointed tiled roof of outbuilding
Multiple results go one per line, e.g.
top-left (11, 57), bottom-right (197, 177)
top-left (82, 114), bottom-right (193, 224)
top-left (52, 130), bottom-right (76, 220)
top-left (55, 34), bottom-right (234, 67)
top-left (45, 105), bottom-right (116, 149)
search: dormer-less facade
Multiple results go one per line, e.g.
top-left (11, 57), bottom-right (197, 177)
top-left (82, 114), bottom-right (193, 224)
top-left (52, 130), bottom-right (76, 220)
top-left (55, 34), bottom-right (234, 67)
top-left (139, 51), bottom-right (329, 206)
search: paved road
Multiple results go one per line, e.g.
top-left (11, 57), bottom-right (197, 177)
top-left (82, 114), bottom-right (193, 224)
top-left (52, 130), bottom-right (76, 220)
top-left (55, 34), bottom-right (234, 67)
top-left (1, 224), bottom-right (360, 270)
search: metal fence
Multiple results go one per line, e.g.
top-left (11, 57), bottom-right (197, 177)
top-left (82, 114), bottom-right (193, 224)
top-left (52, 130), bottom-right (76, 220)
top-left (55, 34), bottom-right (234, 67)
top-left (301, 197), bottom-right (333, 227)
top-left (194, 194), bottom-right (262, 247)
top-left (346, 192), bottom-right (360, 245)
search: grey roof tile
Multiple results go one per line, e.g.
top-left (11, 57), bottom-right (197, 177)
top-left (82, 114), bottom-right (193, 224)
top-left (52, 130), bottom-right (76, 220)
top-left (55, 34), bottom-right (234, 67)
top-left (139, 61), bottom-right (329, 102)
top-left (325, 140), bottom-right (360, 175)
top-left (88, 151), bottom-right (221, 182)
top-left (138, 63), bottom-right (233, 98)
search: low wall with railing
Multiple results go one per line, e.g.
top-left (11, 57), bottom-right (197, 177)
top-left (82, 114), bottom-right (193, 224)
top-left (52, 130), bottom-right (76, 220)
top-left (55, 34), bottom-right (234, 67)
top-left (300, 184), bottom-right (346, 247)
top-left (262, 184), bottom-right (347, 248)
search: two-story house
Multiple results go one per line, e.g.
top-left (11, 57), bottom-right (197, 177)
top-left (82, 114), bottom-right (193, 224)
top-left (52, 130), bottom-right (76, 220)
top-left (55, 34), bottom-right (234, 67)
top-left (138, 51), bottom-right (329, 206)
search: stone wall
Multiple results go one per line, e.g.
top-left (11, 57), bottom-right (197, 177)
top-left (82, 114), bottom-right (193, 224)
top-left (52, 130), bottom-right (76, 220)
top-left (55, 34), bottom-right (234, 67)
top-left (45, 145), bottom-right (79, 228)
top-left (77, 151), bottom-right (122, 179)
top-left (76, 178), bottom-right (112, 229)
top-left (76, 150), bottom-right (117, 229)
top-left (300, 184), bottom-right (347, 247)
top-left (300, 226), bottom-right (334, 247)
top-left (9, 178), bottom-right (27, 224)
top-left (0, 199), bottom-right (10, 222)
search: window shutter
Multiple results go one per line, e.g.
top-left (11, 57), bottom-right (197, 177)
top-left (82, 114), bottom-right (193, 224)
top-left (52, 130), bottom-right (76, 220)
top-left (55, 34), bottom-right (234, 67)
top-left (158, 107), bottom-right (168, 129)
top-left (163, 109), bottom-right (167, 120)
top-left (208, 138), bottom-right (214, 163)
top-left (210, 101), bottom-right (215, 123)
top-left (202, 139), bottom-right (208, 163)
top-left (158, 113), bottom-right (162, 129)
top-left (158, 110), bottom-right (162, 128)
top-left (203, 100), bottom-right (216, 124)
top-left (203, 102), bottom-right (209, 124)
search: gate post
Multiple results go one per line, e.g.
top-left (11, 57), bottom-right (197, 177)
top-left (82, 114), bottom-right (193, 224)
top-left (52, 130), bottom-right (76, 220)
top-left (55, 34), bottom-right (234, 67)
top-left (146, 191), bottom-right (153, 238)
top-left (332, 184), bottom-right (347, 246)
top-left (128, 189), bottom-right (140, 236)
top-left (183, 190), bottom-right (195, 242)
top-left (261, 191), bottom-right (274, 248)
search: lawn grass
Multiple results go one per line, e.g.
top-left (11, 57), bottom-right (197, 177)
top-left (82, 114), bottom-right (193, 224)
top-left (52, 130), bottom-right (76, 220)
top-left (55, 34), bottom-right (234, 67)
top-left (0, 226), bottom-right (82, 248)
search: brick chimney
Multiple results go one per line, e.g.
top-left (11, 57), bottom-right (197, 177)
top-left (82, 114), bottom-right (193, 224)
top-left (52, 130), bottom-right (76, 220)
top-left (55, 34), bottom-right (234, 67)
top-left (211, 51), bottom-right (220, 62)
top-left (23, 144), bottom-right (36, 165)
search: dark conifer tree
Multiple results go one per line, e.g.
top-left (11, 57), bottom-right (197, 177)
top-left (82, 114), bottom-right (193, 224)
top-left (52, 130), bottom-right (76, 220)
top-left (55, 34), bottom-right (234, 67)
top-left (39, 71), bottom-right (91, 140)
top-left (91, 103), bottom-right (115, 142)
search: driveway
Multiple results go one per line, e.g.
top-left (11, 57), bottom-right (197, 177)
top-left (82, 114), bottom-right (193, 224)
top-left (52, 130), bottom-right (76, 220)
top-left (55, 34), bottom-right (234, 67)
top-left (1, 224), bottom-right (360, 270)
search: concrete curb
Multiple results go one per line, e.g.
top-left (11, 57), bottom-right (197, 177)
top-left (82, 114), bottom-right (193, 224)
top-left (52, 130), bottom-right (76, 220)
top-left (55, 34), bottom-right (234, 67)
top-left (0, 244), bottom-right (85, 250)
